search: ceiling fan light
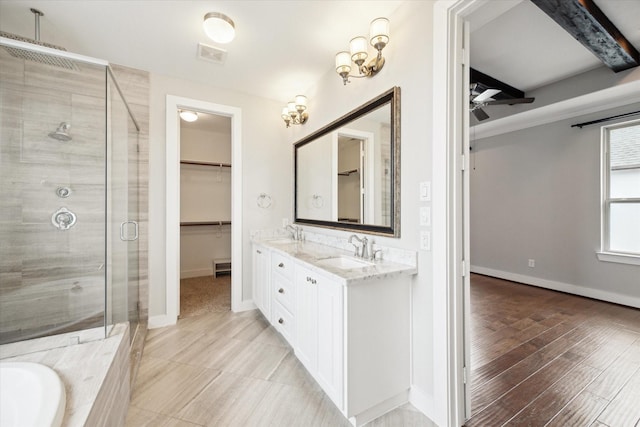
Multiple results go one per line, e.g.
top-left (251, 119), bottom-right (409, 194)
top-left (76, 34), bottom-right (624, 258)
top-left (179, 110), bottom-right (198, 122)
top-left (203, 12), bottom-right (236, 44)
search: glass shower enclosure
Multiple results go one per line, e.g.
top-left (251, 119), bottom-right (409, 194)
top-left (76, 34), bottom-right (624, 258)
top-left (0, 36), bottom-right (140, 347)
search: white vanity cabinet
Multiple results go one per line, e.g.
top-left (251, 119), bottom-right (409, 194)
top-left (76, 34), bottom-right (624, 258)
top-left (270, 251), bottom-right (296, 345)
top-left (251, 243), bottom-right (270, 319)
top-left (295, 264), bottom-right (344, 408)
top-left (294, 263), bottom-right (410, 426)
top-left (252, 239), bottom-right (414, 426)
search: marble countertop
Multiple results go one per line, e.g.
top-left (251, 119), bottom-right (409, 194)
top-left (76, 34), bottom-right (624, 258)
top-left (254, 238), bottom-right (417, 285)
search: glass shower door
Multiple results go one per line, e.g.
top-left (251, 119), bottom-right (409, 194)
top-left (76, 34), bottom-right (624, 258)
top-left (106, 69), bottom-right (139, 339)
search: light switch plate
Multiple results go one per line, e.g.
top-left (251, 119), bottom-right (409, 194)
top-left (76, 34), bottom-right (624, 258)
top-left (419, 181), bottom-right (431, 201)
top-left (420, 206), bottom-right (431, 226)
top-left (420, 230), bottom-right (431, 251)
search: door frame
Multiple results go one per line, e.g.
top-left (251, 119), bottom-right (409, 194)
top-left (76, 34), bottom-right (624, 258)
top-left (165, 95), bottom-right (243, 322)
top-left (433, 0), bottom-right (485, 425)
top-left (331, 128), bottom-right (375, 223)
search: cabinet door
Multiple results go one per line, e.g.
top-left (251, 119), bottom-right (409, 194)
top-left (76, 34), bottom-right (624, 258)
top-left (316, 275), bottom-right (344, 409)
top-left (252, 244), bottom-right (270, 318)
top-left (294, 265), bottom-right (318, 372)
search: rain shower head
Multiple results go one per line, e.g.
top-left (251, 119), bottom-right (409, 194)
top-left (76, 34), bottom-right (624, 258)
top-left (0, 8), bottom-right (78, 70)
top-left (49, 122), bottom-right (72, 141)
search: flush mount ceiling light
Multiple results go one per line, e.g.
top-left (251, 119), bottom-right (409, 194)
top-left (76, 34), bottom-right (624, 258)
top-left (203, 12), bottom-right (236, 44)
top-left (179, 110), bottom-right (198, 122)
top-left (336, 17), bottom-right (390, 85)
top-left (281, 95), bottom-right (309, 128)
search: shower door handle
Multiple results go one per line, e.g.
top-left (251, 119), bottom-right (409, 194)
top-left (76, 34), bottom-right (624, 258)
top-left (120, 221), bottom-right (138, 241)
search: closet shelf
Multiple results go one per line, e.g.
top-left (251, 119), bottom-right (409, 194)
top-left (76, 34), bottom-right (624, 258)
top-left (338, 168), bottom-right (359, 176)
top-left (180, 160), bottom-right (231, 168)
top-left (180, 221), bottom-right (231, 226)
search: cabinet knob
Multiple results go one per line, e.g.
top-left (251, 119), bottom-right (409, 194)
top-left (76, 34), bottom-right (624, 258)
top-left (278, 262), bottom-right (284, 268)
top-left (257, 250), bottom-right (262, 254)
top-left (311, 279), bottom-right (317, 285)
top-left (278, 318), bottom-right (284, 324)
top-left (278, 288), bottom-right (284, 294)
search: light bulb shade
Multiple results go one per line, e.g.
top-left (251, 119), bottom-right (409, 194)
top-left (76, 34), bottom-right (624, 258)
top-left (281, 107), bottom-right (290, 120)
top-left (203, 12), bottom-right (236, 43)
top-left (350, 36), bottom-right (368, 63)
top-left (287, 102), bottom-right (297, 116)
top-left (370, 17), bottom-right (389, 49)
top-left (180, 110), bottom-right (198, 122)
top-left (295, 95), bottom-right (307, 111)
top-left (335, 51), bottom-right (352, 75)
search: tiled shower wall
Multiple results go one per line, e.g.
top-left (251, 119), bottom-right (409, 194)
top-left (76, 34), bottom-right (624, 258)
top-left (0, 47), bottom-right (107, 341)
top-left (0, 47), bottom-right (149, 344)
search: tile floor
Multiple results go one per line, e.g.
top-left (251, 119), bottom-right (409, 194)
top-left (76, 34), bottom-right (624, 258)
top-left (126, 281), bottom-right (435, 426)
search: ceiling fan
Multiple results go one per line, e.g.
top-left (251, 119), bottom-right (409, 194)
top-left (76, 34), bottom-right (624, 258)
top-left (469, 84), bottom-right (535, 121)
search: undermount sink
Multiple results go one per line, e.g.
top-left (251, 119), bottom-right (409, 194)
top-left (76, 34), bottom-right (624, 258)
top-left (317, 255), bottom-right (374, 270)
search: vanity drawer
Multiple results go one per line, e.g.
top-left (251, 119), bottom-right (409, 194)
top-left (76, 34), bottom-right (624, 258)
top-left (271, 252), bottom-right (293, 280)
top-left (272, 301), bottom-right (294, 346)
top-left (273, 274), bottom-right (294, 314)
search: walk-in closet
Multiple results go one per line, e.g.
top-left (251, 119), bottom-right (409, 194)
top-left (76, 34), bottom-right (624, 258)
top-left (179, 111), bottom-right (231, 317)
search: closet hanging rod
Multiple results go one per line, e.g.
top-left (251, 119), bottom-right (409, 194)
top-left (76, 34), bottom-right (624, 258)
top-left (180, 221), bottom-right (232, 226)
top-left (571, 110), bottom-right (640, 128)
top-left (180, 160), bottom-right (232, 167)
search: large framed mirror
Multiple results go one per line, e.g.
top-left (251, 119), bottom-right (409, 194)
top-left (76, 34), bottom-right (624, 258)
top-left (294, 87), bottom-right (400, 236)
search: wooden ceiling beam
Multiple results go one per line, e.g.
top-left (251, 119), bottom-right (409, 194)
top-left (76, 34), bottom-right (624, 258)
top-left (531, 0), bottom-right (640, 72)
top-left (470, 68), bottom-right (525, 100)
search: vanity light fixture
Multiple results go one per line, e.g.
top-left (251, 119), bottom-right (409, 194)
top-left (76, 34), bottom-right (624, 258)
top-left (281, 95), bottom-right (309, 128)
top-left (179, 110), bottom-right (198, 122)
top-left (335, 17), bottom-right (390, 85)
top-left (203, 12), bottom-right (236, 44)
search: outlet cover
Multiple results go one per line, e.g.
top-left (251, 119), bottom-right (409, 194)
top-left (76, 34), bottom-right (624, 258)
top-left (528, 259), bottom-right (535, 268)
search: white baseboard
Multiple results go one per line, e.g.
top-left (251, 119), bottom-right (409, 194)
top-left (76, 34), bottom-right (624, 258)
top-left (471, 265), bottom-right (640, 309)
top-left (148, 314), bottom-right (176, 329)
top-left (180, 268), bottom-right (212, 279)
top-left (408, 385), bottom-right (434, 422)
top-left (350, 390), bottom-right (409, 427)
top-left (232, 300), bottom-right (257, 312)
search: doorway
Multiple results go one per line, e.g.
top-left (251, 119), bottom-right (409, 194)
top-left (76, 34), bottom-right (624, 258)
top-left (179, 112), bottom-right (232, 318)
top-left (165, 96), bottom-right (243, 325)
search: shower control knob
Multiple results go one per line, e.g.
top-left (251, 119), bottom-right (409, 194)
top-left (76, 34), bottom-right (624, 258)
top-left (51, 207), bottom-right (77, 230)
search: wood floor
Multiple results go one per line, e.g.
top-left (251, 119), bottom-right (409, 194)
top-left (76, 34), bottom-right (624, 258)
top-left (126, 276), bottom-right (436, 426)
top-left (467, 274), bottom-right (640, 427)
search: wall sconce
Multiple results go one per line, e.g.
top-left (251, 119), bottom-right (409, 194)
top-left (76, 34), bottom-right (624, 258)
top-left (281, 95), bottom-right (309, 128)
top-left (179, 110), bottom-right (198, 122)
top-left (335, 17), bottom-right (390, 85)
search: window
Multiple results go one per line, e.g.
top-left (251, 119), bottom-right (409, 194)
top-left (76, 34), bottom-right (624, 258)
top-left (599, 119), bottom-right (640, 264)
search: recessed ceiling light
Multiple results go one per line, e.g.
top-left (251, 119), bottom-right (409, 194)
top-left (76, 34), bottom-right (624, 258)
top-left (203, 12), bottom-right (235, 44)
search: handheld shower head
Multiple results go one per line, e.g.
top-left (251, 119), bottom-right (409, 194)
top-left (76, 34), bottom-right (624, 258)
top-left (48, 122), bottom-right (72, 141)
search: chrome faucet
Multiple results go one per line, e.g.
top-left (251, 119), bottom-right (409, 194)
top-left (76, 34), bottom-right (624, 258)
top-left (286, 224), bottom-right (301, 241)
top-left (348, 234), bottom-right (368, 258)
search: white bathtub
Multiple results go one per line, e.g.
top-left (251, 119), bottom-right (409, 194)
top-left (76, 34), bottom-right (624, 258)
top-left (0, 362), bottom-right (66, 427)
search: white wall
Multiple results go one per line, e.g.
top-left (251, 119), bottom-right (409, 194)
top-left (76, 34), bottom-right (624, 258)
top-left (148, 73), bottom-right (290, 316)
top-left (470, 102), bottom-right (640, 303)
top-left (286, 0), bottom-right (437, 416)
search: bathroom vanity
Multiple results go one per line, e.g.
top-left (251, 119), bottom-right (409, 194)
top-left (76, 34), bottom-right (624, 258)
top-left (252, 237), bottom-right (416, 426)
